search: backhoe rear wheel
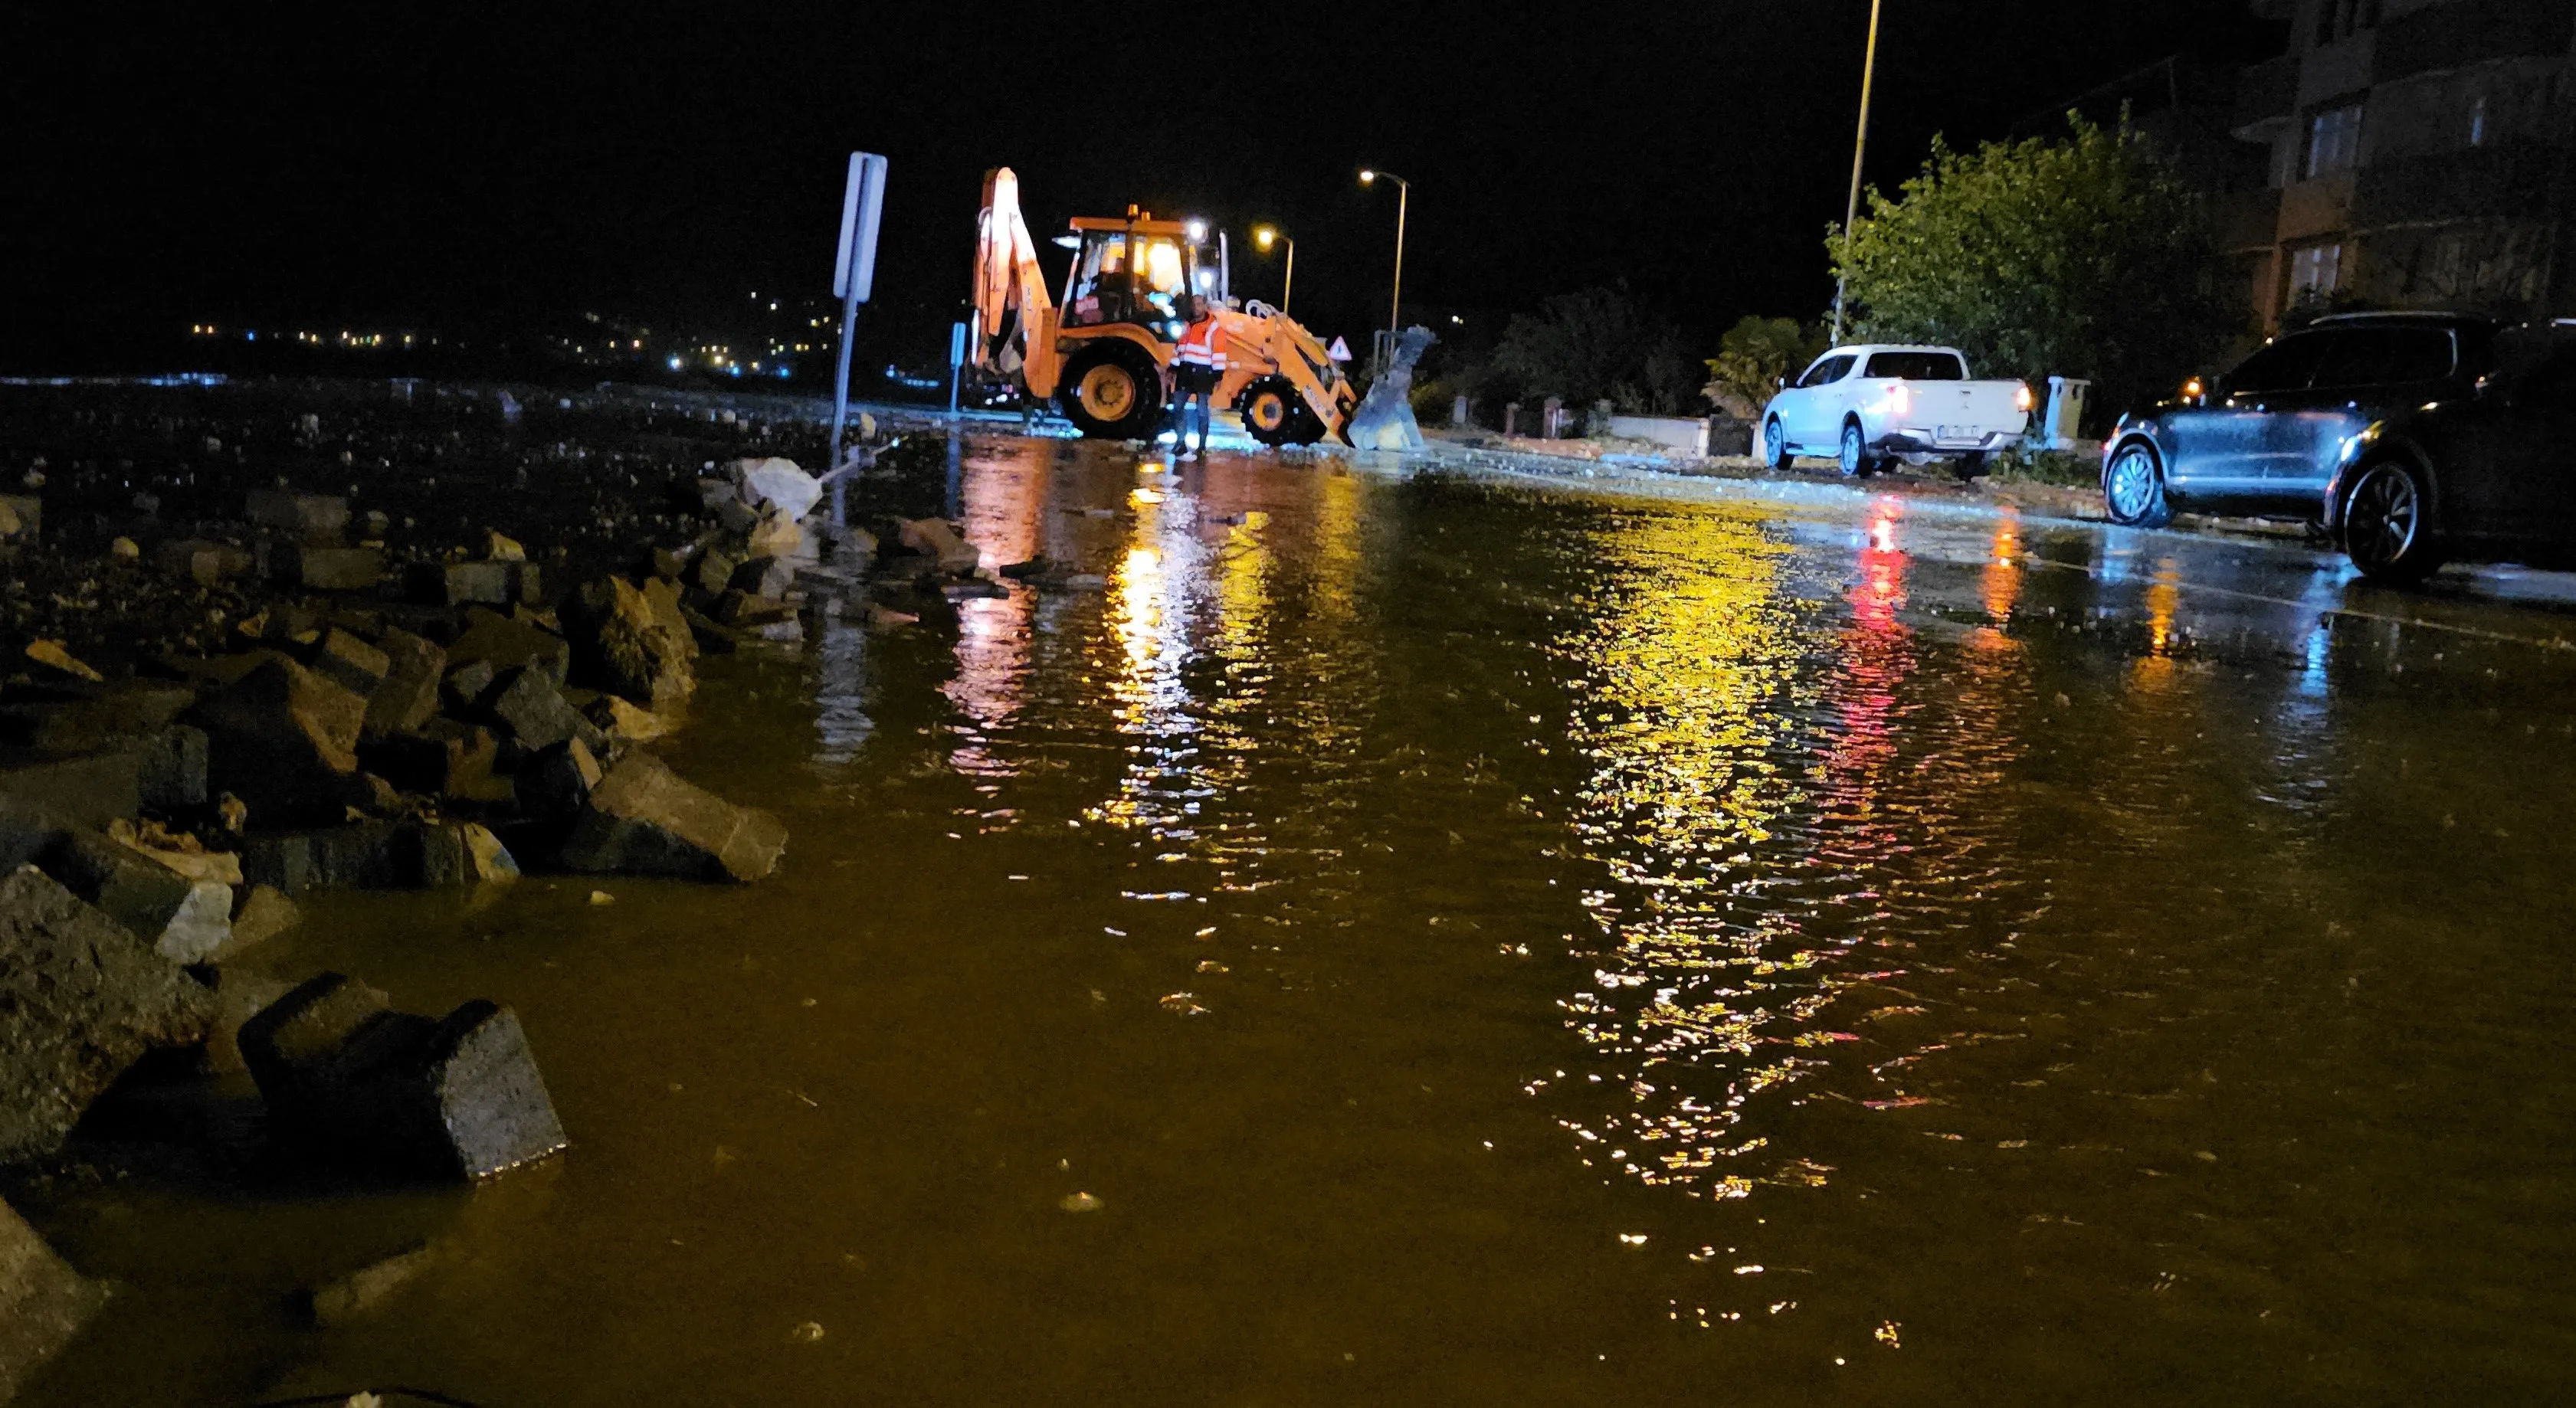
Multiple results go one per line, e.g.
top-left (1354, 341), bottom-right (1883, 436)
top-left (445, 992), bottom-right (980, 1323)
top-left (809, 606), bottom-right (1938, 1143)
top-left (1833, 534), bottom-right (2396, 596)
top-left (1238, 377), bottom-right (1315, 447)
top-left (1057, 344), bottom-right (1164, 440)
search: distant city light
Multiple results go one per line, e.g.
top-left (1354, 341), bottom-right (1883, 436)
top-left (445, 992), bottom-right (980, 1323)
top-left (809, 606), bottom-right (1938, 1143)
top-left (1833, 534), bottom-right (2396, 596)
top-left (667, 355), bottom-right (683, 371)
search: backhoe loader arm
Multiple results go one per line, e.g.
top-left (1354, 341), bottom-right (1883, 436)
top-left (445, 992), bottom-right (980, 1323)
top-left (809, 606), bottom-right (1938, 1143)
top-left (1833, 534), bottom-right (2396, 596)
top-left (972, 168), bottom-right (1062, 395)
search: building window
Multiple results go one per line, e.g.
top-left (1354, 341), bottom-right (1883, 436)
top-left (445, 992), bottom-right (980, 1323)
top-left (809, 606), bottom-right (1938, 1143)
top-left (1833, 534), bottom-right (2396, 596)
top-left (2306, 105), bottom-right (2363, 178)
top-left (2290, 242), bottom-right (2345, 303)
top-left (2315, 0), bottom-right (2381, 47)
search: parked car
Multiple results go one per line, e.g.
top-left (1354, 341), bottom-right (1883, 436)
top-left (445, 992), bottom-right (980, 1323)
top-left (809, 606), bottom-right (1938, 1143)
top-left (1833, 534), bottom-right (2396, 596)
top-left (2099, 312), bottom-right (2501, 529)
top-left (2321, 322), bottom-right (2576, 583)
top-left (1762, 345), bottom-right (2034, 477)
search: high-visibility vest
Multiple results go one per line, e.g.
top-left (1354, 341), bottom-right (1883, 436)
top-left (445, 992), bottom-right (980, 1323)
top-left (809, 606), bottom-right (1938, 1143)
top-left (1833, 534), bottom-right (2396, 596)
top-left (1175, 316), bottom-right (1227, 372)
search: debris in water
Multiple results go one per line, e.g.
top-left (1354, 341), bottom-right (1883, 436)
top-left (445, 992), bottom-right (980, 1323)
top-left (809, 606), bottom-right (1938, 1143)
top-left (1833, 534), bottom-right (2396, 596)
top-left (589, 889), bottom-right (615, 905)
top-left (791, 1321), bottom-right (825, 1344)
top-left (1159, 991), bottom-right (1208, 1016)
top-left (1059, 1192), bottom-right (1103, 1213)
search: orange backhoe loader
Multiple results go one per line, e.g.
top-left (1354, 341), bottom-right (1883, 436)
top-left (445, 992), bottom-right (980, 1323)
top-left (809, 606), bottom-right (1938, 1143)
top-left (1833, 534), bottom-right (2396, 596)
top-left (969, 168), bottom-right (1357, 446)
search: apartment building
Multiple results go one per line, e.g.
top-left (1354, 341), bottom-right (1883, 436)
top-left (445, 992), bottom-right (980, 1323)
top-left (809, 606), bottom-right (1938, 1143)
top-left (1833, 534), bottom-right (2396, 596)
top-left (2223, 0), bottom-right (2576, 330)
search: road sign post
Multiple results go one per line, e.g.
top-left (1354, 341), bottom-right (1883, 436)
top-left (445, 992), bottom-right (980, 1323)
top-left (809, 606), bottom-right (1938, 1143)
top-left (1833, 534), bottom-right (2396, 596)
top-left (829, 152), bottom-right (889, 526)
top-left (947, 320), bottom-right (966, 417)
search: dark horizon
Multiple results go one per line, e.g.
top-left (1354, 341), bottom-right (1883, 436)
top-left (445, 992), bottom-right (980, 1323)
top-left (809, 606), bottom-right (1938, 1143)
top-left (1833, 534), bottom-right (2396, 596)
top-left (7, 2), bottom-right (2286, 375)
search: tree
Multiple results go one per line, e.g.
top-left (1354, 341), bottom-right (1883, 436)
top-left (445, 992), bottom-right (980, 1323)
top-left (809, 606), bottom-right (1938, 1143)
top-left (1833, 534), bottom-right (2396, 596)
top-left (1702, 316), bottom-right (1827, 418)
top-left (1830, 114), bottom-right (2243, 427)
top-left (1492, 286), bottom-right (1699, 415)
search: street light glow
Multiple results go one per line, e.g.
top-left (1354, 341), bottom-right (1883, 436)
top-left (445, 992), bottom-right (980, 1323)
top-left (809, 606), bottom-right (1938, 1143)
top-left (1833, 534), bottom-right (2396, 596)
top-left (1186, 219), bottom-right (1208, 242)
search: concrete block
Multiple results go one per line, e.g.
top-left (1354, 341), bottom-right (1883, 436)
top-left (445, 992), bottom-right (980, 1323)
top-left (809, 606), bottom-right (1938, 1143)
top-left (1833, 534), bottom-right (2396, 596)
top-left (518, 738), bottom-right (601, 821)
top-left (360, 722), bottom-right (510, 806)
top-left (440, 561), bottom-right (513, 607)
top-left (246, 490), bottom-right (350, 545)
top-left (898, 518), bottom-right (981, 575)
top-left (241, 974), bottom-right (569, 1180)
top-left (478, 667), bottom-right (603, 754)
top-left (445, 608), bottom-right (569, 687)
top-left (35, 826), bottom-right (231, 964)
top-left (560, 751), bottom-right (785, 882)
top-left (565, 576), bottom-right (695, 707)
top-left (693, 546), bottom-right (742, 598)
top-left (362, 627), bottom-right (446, 740)
top-left (0, 864), bottom-right (216, 1164)
top-left (0, 1198), bottom-right (108, 1401)
top-left (192, 657), bottom-right (367, 828)
top-left (310, 627), bottom-right (390, 696)
top-left (156, 537), bottom-right (254, 584)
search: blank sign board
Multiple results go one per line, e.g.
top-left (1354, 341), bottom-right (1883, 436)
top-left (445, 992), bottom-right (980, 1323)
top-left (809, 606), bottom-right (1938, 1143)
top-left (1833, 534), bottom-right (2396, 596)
top-left (833, 152), bottom-right (889, 303)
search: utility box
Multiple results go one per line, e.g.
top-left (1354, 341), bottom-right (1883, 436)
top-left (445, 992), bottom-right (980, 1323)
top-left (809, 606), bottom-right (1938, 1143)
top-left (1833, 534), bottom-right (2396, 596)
top-left (2043, 376), bottom-right (2090, 450)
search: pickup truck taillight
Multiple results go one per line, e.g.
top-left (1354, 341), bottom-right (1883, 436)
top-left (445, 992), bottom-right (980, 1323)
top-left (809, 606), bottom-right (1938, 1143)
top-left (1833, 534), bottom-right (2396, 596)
top-left (1889, 383), bottom-right (1910, 415)
top-left (2014, 382), bottom-right (2035, 413)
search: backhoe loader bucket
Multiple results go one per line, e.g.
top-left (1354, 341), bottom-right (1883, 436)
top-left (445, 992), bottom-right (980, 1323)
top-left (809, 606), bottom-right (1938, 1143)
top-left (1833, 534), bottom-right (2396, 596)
top-left (1344, 326), bottom-right (1437, 452)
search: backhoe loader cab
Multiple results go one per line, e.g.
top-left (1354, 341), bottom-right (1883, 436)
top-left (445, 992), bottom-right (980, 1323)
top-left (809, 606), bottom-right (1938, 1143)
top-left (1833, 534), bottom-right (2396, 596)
top-left (1061, 223), bottom-right (1220, 333)
top-left (971, 168), bottom-right (1357, 446)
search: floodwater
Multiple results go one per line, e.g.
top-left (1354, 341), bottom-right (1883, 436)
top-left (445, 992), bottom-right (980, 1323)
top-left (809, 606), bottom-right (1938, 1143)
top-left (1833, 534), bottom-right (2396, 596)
top-left (22, 436), bottom-right (2576, 1404)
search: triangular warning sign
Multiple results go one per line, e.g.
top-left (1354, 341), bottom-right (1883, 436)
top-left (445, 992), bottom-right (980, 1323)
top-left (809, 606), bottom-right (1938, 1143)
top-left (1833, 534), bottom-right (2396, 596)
top-left (1326, 337), bottom-right (1352, 362)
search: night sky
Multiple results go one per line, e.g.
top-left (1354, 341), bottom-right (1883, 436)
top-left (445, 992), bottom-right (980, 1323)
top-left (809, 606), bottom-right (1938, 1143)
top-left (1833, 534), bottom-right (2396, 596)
top-left (8, 2), bottom-right (2284, 372)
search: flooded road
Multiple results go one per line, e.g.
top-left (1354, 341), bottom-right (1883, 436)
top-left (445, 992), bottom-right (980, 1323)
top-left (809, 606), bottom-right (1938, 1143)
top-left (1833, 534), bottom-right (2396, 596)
top-left (26, 435), bottom-right (2576, 1403)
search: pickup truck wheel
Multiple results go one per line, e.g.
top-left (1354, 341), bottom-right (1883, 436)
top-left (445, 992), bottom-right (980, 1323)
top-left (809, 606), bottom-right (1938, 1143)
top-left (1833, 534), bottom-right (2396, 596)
top-left (1057, 345), bottom-right (1165, 440)
top-left (2342, 460), bottom-right (2445, 585)
top-left (1837, 421), bottom-right (1877, 478)
top-left (2102, 442), bottom-right (2173, 528)
top-left (1763, 417), bottom-right (1791, 472)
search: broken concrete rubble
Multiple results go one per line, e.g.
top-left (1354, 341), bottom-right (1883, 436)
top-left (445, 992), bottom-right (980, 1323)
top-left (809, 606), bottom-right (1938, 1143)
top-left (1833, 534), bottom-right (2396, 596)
top-left (0, 864), bottom-right (216, 1166)
top-left (898, 517), bottom-right (982, 576)
top-left (240, 972), bottom-right (569, 1180)
top-left (559, 750), bottom-right (786, 882)
top-left (731, 457), bottom-right (825, 521)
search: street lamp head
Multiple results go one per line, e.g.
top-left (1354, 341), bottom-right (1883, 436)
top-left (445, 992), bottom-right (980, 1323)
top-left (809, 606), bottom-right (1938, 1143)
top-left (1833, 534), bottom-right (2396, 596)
top-left (1185, 218), bottom-right (1208, 242)
top-left (1254, 226), bottom-right (1277, 250)
top-left (1358, 169), bottom-right (1375, 185)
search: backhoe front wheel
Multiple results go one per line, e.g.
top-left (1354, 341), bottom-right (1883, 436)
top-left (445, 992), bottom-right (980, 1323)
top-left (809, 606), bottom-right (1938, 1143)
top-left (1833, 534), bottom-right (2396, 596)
top-left (1057, 345), bottom-right (1164, 440)
top-left (1238, 377), bottom-right (1318, 447)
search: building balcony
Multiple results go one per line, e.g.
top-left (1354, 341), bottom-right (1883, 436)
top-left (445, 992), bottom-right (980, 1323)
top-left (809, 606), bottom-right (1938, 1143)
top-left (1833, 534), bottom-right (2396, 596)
top-left (2378, 0), bottom-right (2576, 85)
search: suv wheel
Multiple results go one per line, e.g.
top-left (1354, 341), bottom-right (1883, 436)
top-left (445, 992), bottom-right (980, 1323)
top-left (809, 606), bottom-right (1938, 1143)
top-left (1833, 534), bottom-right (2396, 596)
top-left (2343, 459), bottom-right (2444, 584)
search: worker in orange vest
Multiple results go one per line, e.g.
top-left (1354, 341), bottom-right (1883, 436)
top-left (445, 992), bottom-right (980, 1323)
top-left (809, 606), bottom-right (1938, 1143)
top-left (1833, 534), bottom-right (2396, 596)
top-left (1168, 296), bottom-right (1225, 460)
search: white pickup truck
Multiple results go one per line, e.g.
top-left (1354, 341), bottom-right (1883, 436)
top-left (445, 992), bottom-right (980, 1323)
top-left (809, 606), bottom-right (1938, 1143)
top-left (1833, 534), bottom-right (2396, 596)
top-left (1760, 345), bottom-right (2034, 476)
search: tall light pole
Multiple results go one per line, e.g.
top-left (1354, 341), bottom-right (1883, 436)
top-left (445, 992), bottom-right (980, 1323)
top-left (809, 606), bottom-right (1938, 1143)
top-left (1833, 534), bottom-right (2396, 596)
top-left (1254, 225), bottom-right (1296, 314)
top-left (1360, 169), bottom-right (1410, 355)
top-left (1830, 0), bottom-right (1883, 347)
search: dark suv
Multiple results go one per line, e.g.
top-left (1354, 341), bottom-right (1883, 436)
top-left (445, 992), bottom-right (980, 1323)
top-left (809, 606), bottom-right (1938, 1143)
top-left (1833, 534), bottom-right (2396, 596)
top-left (2101, 313), bottom-right (2499, 529)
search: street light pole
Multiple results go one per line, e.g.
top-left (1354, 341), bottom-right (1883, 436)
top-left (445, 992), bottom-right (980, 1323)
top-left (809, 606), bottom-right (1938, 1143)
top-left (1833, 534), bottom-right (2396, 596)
top-left (1361, 169), bottom-right (1411, 359)
top-left (1254, 226), bottom-right (1296, 314)
top-left (1831, 0), bottom-right (1883, 348)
